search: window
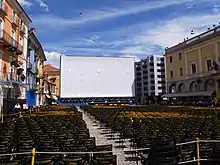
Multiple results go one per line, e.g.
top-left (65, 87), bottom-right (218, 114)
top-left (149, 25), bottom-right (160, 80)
top-left (170, 70), bottom-right (173, 78)
top-left (170, 56), bottom-right (172, 63)
top-left (11, 30), bottom-right (15, 46)
top-left (179, 52), bottom-right (182, 60)
top-left (150, 86), bottom-right (155, 90)
top-left (180, 68), bottom-right (183, 76)
top-left (150, 80), bottom-right (155, 84)
top-left (144, 87), bottom-right (148, 91)
top-left (0, 50), bottom-right (3, 72)
top-left (150, 69), bottom-right (154, 72)
top-left (191, 63), bottom-right (197, 74)
top-left (156, 57), bottom-right (161, 62)
top-left (158, 87), bottom-right (162, 90)
top-left (19, 37), bottom-right (23, 46)
top-left (143, 64), bottom-right (147, 68)
top-left (12, 10), bottom-right (16, 22)
top-left (136, 72), bottom-right (141, 76)
top-left (150, 92), bottom-right (155, 96)
top-left (143, 76), bottom-right (148, 79)
top-left (158, 75), bottom-right (165, 78)
top-left (20, 19), bottom-right (23, 28)
top-left (206, 59), bottom-right (212, 71)
top-left (143, 82), bottom-right (148, 85)
top-left (0, 19), bottom-right (3, 31)
top-left (144, 93), bottom-right (148, 96)
top-left (149, 62), bottom-right (154, 66)
top-left (150, 75), bottom-right (154, 78)
top-left (158, 81), bottom-right (162, 84)
top-left (157, 63), bottom-right (164, 67)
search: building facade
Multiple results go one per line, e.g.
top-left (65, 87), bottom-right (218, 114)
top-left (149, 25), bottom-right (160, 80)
top-left (26, 28), bottom-right (46, 107)
top-left (135, 55), bottom-right (166, 104)
top-left (164, 26), bottom-right (220, 102)
top-left (43, 64), bottom-right (60, 105)
top-left (0, 0), bottom-right (31, 113)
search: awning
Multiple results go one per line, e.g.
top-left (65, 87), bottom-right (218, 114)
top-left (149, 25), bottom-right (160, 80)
top-left (162, 91), bottom-right (215, 98)
top-left (52, 95), bottom-right (58, 101)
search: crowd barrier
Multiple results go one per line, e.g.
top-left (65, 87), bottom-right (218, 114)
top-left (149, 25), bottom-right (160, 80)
top-left (0, 138), bottom-right (219, 165)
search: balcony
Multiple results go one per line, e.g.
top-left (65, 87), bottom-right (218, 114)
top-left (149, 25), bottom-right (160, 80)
top-left (11, 17), bottom-right (19, 28)
top-left (17, 42), bottom-right (23, 55)
top-left (29, 83), bottom-right (37, 91)
top-left (20, 25), bottom-right (25, 35)
top-left (0, 2), bottom-right (8, 17)
top-left (27, 62), bottom-right (33, 70)
top-left (0, 30), bottom-right (23, 54)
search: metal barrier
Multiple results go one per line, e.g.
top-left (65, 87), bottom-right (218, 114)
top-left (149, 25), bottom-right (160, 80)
top-left (0, 139), bottom-right (219, 165)
top-left (1, 108), bottom-right (36, 123)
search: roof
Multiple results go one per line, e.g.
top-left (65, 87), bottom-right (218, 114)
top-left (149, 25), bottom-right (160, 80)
top-left (165, 26), bottom-right (220, 55)
top-left (15, 0), bottom-right (32, 23)
top-left (43, 64), bottom-right (60, 72)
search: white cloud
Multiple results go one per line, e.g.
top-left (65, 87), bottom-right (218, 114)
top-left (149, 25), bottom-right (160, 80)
top-left (33, 0), bottom-right (201, 27)
top-left (144, 13), bottom-right (220, 48)
top-left (121, 12), bottom-right (220, 56)
top-left (36, 0), bottom-right (49, 12)
top-left (17, 0), bottom-right (32, 7)
top-left (45, 51), bottom-right (62, 68)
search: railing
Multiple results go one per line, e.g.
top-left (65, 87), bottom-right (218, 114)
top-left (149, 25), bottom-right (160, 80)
top-left (0, 138), bottom-right (219, 165)
top-left (17, 43), bottom-right (23, 52)
top-left (12, 16), bottom-right (19, 26)
top-left (20, 24), bottom-right (25, 34)
top-left (27, 62), bottom-right (33, 69)
top-left (0, 29), bottom-right (20, 49)
top-left (29, 83), bottom-right (37, 91)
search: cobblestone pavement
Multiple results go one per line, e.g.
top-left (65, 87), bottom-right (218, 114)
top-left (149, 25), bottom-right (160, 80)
top-left (78, 108), bottom-right (139, 165)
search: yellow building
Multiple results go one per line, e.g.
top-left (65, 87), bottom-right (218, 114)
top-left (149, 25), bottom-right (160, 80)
top-left (43, 64), bottom-right (60, 97)
top-left (164, 26), bottom-right (220, 101)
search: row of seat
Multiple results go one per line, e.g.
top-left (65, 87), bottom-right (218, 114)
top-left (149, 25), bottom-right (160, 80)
top-left (83, 106), bottom-right (220, 164)
top-left (0, 106), bottom-right (117, 165)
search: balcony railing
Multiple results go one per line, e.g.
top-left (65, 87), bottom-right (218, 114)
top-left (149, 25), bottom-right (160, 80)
top-left (12, 16), bottom-right (19, 27)
top-left (20, 24), bottom-right (25, 34)
top-left (0, 29), bottom-right (23, 54)
top-left (27, 62), bottom-right (33, 70)
top-left (29, 83), bottom-right (37, 91)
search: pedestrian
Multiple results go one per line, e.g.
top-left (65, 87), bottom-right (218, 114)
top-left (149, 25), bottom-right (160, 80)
top-left (13, 102), bottom-right (21, 120)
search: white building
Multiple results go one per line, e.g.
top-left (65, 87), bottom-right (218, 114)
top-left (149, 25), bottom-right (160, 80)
top-left (135, 55), bottom-right (166, 104)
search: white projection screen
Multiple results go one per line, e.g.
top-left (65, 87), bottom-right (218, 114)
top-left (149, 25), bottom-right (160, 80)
top-left (60, 55), bottom-right (135, 98)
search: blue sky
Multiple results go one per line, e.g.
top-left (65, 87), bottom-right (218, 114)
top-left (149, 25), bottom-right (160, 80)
top-left (18, 0), bottom-right (220, 67)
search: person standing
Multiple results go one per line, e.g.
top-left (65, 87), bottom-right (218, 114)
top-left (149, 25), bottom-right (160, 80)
top-left (14, 102), bottom-right (21, 120)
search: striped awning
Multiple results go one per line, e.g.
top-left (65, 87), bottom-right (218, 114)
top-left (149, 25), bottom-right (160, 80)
top-left (52, 95), bottom-right (58, 101)
top-left (46, 94), bottom-right (50, 98)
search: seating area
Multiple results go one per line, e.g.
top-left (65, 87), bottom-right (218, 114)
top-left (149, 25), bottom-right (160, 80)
top-left (83, 105), bottom-right (220, 165)
top-left (0, 106), bottom-right (117, 165)
top-left (1, 105), bottom-right (220, 164)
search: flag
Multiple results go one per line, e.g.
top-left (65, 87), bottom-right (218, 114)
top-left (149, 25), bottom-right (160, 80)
top-left (213, 60), bottom-right (218, 71)
top-left (217, 57), bottom-right (220, 69)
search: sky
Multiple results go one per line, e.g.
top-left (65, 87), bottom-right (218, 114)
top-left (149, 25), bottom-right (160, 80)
top-left (18, 0), bottom-right (220, 68)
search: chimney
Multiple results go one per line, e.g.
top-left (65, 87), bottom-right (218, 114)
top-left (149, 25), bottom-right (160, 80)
top-left (30, 28), bottom-right (36, 34)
